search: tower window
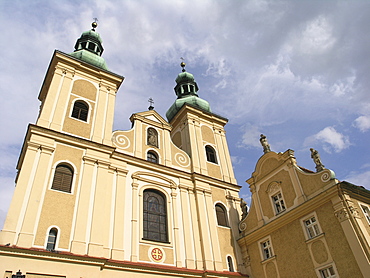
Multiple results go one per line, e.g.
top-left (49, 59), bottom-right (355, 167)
top-left (205, 145), bottom-right (217, 163)
top-left (71, 100), bottom-right (89, 121)
top-left (182, 84), bottom-right (189, 94)
top-left (88, 42), bottom-right (96, 51)
top-left (215, 204), bottom-right (228, 227)
top-left (51, 164), bottom-right (73, 193)
top-left (227, 256), bottom-right (235, 272)
top-left (143, 189), bottom-right (168, 242)
top-left (147, 151), bottom-right (159, 163)
top-left (46, 228), bottom-right (58, 251)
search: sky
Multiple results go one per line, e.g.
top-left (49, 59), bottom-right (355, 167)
top-left (1, 0), bottom-right (370, 228)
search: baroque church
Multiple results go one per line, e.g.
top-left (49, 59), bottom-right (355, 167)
top-left (1, 22), bottom-right (369, 278)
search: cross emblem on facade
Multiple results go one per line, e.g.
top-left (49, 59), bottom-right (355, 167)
top-left (151, 247), bottom-right (164, 262)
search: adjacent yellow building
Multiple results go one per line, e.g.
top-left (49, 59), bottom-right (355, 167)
top-left (238, 144), bottom-right (370, 278)
top-left (1, 22), bottom-right (369, 278)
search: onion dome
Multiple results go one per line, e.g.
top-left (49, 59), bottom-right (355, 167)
top-left (69, 21), bottom-right (108, 70)
top-left (166, 62), bottom-right (211, 122)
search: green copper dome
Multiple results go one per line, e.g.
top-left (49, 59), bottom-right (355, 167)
top-left (69, 22), bottom-right (108, 70)
top-left (166, 64), bottom-right (211, 122)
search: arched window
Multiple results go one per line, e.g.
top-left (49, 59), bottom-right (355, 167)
top-left (46, 228), bottom-right (58, 251)
top-left (215, 204), bottom-right (228, 227)
top-left (143, 189), bottom-right (168, 242)
top-left (205, 145), bottom-right (217, 163)
top-left (147, 127), bottom-right (158, 147)
top-left (227, 256), bottom-right (235, 272)
top-left (147, 151), bottom-right (159, 163)
top-left (51, 164), bottom-right (73, 193)
top-left (71, 100), bottom-right (88, 121)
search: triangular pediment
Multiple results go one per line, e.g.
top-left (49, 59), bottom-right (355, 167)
top-left (130, 110), bottom-right (171, 129)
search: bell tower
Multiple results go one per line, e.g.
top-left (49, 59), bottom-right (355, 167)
top-left (36, 21), bottom-right (123, 145)
top-left (166, 62), bottom-right (236, 184)
top-left (0, 22), bottom-right (124, 249)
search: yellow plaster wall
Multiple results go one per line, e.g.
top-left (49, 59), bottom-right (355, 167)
top-left (298, 170), bottom-right (331, 197)
top-left (247, 242), bottom-right (265, 277)
top-left (34, 144), bottom-right (83, 249)
top-left (72, 79), bottom-right (97, 101)
top-left (172, 131), bottom-right (182, 149)
top-left (217, 227), bottom-right (236, 269)
top-left (257, 157), bottom-right (284, 180)
top-left (270, 218), bottom-right (315, 277)
top-left (207, 162), bottom-right (222, 180)
top-left (244, 200), bottom-right (258, 231)
top-left (211, 187), bottom-right (226, 204)
top-left (201, 125), bottom-right (215, 144)
top-left (317, 202), bottom-right (362, 277)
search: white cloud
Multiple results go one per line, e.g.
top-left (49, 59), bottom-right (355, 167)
top-left (354, 115), bottom-right (370, 132)
top-left (238, 124), bottom-right (263, 149)
top-left (304, 126), bottom-right (351, 153)
top-left (298, 15), bottom-right (336, 55)
top-left (344, 165), bottom-right (370, 190)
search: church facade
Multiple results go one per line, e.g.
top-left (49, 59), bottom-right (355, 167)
top-left (0, 23), bottom-right (245, 278)
top-left (1, 23), bottom-right (370, 278)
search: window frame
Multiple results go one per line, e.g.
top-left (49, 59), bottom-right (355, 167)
top-left (259, 237), bottom-right (274, 261)
top-left (360, 204), bottom-right (370, 224)
top-left (142, 189), bottom-right (169, 243)
top-left (45, 227), bottom-right (59, 251)
top-left (317, 264), bottom-right (337, 278)
top-left (50, 163), bottom-right (74, 193)
top-left (227, 255), bottom-right (235, 272)
top-left (271, 191), bottom-right (286, 215)
top-left (205, 145), bottom-right (218, 164)
top-left (215, 203), bottom-right (229, 227)
top-left (147, 150), bottom-right (159, 164)
top-left (70, 99), bottom-right (90, 122)
top-left (301, 212), bottom-right (322, 240)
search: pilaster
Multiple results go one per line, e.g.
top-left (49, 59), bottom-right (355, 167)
top-left (70, 156), bottom-right (96, 255)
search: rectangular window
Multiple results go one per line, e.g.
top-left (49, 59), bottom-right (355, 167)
top-left (361, 205), bottom-right (370, 224)
top-left (319, 266), bottom-right (336, 278)
top-left (304, 216), bottom-right (321, 238)
top-left (272, 192), bottom-right (286, 214)
top-left (261, 239), bottom-right (273, 260)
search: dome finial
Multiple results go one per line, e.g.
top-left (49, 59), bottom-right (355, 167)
top-left (180, 57), bottom-right (186, 72)
top-left (92, 18), bottom-right (98, 31)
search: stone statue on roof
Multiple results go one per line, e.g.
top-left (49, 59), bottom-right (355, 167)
top-left (260, 134), bottom-right (271, 154)
top-left (310, 148), bottom-right (325, 172)
top-left (240, 198), bottom-right (248, 220)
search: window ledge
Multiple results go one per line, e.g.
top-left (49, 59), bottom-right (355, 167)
top-left (261, 255), bottom-right (276, 264)
top-left (217, 225), bottom-right (230, 229)
top-left (305, 232), bottom-right (325, 243)
top-left (141, 238), bottom-right (171, 246)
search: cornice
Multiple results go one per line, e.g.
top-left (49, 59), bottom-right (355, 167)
top-left (238, 184), bottom-right (339, 245)
top-left (0, 245), bottom-right (247, 277)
